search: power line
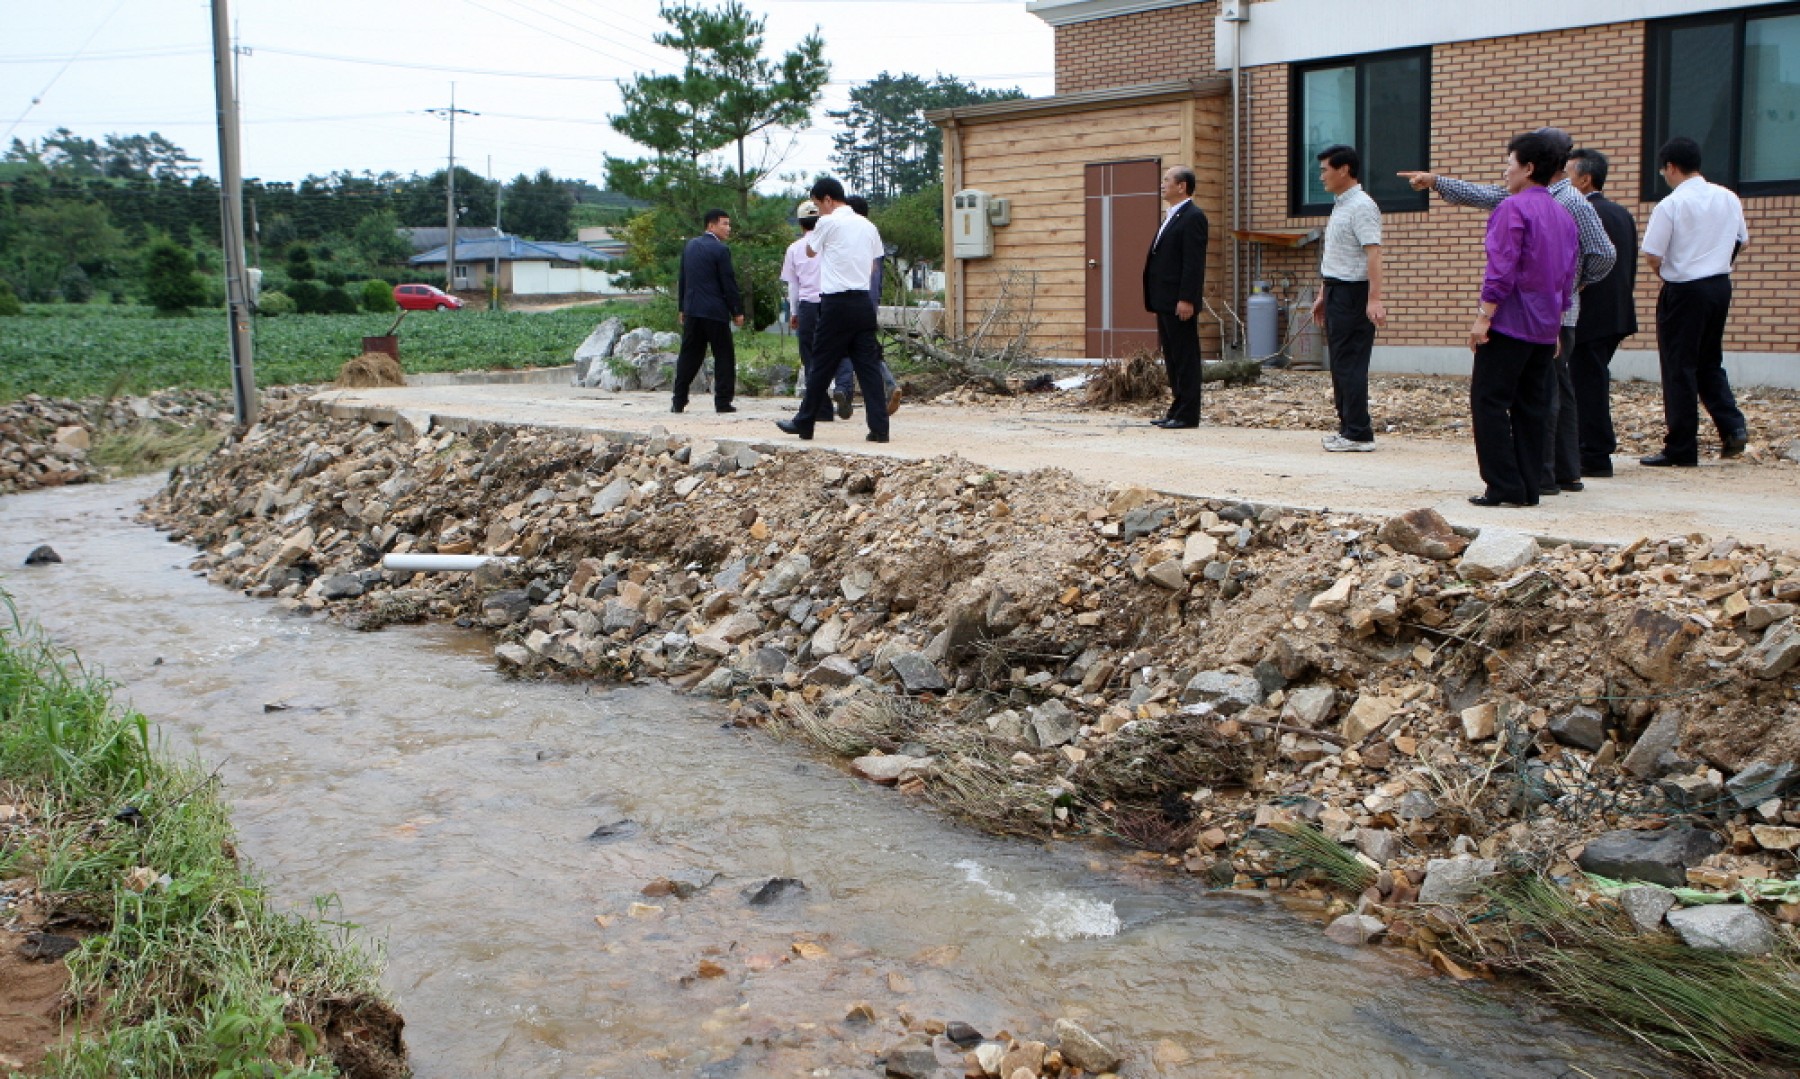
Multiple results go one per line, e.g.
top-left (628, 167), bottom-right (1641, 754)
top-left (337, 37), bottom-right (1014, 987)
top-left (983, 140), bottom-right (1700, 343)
top-left (501, 0), bottom-right (673, 71)
top-left (248, 44), bottom-right (625, 83)
top-left (0, 46), bottom-right (210, 64)
top-left (2, 0), bottom-right (132, 144)
top-left (458, 0), bottom-right (653, 74)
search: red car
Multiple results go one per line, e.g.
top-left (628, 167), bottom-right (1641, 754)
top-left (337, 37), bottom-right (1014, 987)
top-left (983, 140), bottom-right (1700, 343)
top-left (393, 284), bottom-right (464, 311)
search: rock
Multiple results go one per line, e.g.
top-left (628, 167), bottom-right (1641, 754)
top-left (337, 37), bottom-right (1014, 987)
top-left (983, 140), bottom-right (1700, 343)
top-left (841, 568), bottom-right (875, 602)
top-left (1356, 828), bottom-right (1400, 865)
top-left (804, 655), bottom-right (858, 687)
top-left (1121, 505), bottom-right (1171, 540)
top-left (1397, 790), bottom-right (1437, 821)
top-left (573, 317), bottom-right (626, 387)
top-left (852, 753), bottom-right (931, 785)
top-left (602, 599), bottom-right (645, 635)
top-left (943, 1022), bottom-right (982, 1049)
top-left (1417, 857), bottom-right (1498, 904)
top-left (494, 642), bottom-right (531, 667)
top-left (317, 573), bottom-right (364, 600)
top-left (1576, 827), bottom-right (1723, 887)
top-left (1460, 701), bottom-right (1496, 742)
top-left (1182, 531), bottom-right (1220, 573)
top-left (1618, 608), bottom-right (1703, 684)
top-left (1727, 762), bottom-right (1797, 808)
top-left (758, 553), bottom-right (812, 597)
top-left (1621, 709), bottom-right (1682, 780)
top-left (1324, 913), bottom-right (1388, 945)
top-left (589, 477), bottom-right (633, 515)
top-left (1145, 558), bottom-right (1186, 590)
top-left (1179, 670), bottom-right (1263, 714)
top-left (747, 646), bottom-right (788, 680)
top-left (882, 1033), bottom-right (939, 1078)
top-left (973, 1042), bottom-right (1007, 1077)
top-left (1029, 700), bottom-right (1080, 747)
top-left (1053, 1019), bottom-right (1121, 1073)
top-left (23, 544), bottom-right (61, 566)
top-left (695, 667), bottom-right (735, 697)
top-left (1747, 618), bottom-right (1800, 679)
top-left (1751, 825), bottom-right (1800, 852)
top-left (52, 425), bottom-right (90, 452)
top-left (1456, 529), bottom-right (1538, 581)
top-left (999, 1040), bottom-right (1047, 1078)
top-left (1376, 508), bottom-right (1468, 560)
top-left (889, 652), bottom-right (948, 694)
top-left (742, 878), bottom-right (807, 906)
top-left (1549, 706), bottom-right (1607, 751)
top-left (1666, 905), bottom-right (1775, 956)
top-left (1658, 771), bottom-right (1723, 811)
top-left (1745, 602), bottom-right (1796, 630)
top-left (1617, 886), bottom-right (1676, 932)
top-left (1282, 685), bottom-right (1336, 729)
top-left (1341, 694), bottom-right (1397, 743)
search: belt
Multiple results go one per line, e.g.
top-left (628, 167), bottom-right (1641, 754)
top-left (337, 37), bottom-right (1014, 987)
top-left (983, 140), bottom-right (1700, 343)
top-left (1322, 277), bottom-right (1367, 287)
top-left (1663, 273), bottom-right (1730, 286)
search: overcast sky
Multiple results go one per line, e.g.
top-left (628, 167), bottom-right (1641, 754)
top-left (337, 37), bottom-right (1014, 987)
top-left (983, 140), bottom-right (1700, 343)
top-left (0, 0), bottom-right (1054, 195)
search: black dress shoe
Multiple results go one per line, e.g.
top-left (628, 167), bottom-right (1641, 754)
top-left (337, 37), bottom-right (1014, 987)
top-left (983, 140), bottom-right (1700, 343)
top-left (671, 401), bottom-right (686, 414)
top-left (1721, 432), bottom-right (1749, 458)
top-left (715, 404), bottom-right (737, 413)
top-left (1162, 420), bottom-right (1199, 429)
top-left (1581, 465), bottom-right (1613, 478)
top-left (1540, 485), bottom-right (1561, 496)
top-left (1560, 480), bottom-right (1585, 492)
top-left (866, 432), bottom-right (889, 443)
top-left (1468, 494), bottom-right (1528, 507)
top-left (1640, 453), bottom-right (1696, 467)
top-left (775, 419), bottom-right (812, 440)
top-left (1147, 419), bottom-right (1172, 427)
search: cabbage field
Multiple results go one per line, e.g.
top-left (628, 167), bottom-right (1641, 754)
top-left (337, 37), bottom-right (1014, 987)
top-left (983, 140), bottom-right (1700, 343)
top-left (0, 304), bottom-right (633, 401)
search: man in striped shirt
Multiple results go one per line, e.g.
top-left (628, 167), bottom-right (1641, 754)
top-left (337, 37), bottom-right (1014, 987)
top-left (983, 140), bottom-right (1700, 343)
top-left (1310, 144), bottom-right (1387, 453)
top-left (1400, 127), bottom-right (1614, 494)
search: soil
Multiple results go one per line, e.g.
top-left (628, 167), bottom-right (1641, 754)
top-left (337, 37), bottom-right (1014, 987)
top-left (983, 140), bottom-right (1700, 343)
top-left (0, 904), bottom-right (72, 1074)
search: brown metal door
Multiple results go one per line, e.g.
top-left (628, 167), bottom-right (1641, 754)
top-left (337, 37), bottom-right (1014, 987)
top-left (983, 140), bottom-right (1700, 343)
top-left (1084, 159), bottom-right (1162, 358)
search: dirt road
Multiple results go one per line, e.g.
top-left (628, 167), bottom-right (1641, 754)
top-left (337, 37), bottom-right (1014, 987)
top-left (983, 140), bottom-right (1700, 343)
top-left (309, 381), bottom-right (1800, 551)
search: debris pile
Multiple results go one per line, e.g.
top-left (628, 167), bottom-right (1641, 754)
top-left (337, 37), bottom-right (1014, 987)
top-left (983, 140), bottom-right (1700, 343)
top-left (1, 390), bottom-right (233, 495)
top-left (143, 396), bottom-right (1800, 1065)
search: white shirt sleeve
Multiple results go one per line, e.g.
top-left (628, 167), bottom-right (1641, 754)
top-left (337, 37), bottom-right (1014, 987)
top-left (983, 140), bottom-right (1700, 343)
top-left (1641, 202), bottom-right (1670, 259)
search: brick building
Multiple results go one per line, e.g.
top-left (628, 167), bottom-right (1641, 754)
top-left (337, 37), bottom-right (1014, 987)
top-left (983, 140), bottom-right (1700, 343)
top-left (929, 0), bottom-right (1800, 387)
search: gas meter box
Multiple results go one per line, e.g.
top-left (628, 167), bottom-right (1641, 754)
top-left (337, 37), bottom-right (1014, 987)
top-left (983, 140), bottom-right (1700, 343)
top-left (952, 188), bottom-right (1009, 259)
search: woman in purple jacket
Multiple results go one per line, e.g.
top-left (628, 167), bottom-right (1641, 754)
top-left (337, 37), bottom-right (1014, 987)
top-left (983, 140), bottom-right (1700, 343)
top-left (1466, 132), bottom-right (1580, 507)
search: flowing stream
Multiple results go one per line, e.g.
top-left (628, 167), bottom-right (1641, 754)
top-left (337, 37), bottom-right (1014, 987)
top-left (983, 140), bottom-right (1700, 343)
top-left (0, 479), bottom-right (1655, 1078)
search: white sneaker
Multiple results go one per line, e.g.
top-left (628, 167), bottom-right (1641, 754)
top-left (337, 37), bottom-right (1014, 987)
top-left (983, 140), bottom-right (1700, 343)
top-left (1322, 434), bottom-right (1375, 453)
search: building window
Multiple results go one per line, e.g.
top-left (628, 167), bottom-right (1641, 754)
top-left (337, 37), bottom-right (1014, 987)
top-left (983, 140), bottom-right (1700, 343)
top-left (1289, 48), bottom-right (1430, 217)
top-left (1646, 4), bottom-right (1800, 197)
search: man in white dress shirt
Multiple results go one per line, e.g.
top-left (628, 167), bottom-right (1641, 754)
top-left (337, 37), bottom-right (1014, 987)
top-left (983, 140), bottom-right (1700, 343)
top-left (776, 176), bottom-right (891, 443)
top-left (1638, 136), bottom-right (1750, 467)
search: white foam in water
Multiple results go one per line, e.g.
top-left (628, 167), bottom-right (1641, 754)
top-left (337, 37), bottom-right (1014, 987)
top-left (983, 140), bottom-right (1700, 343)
top-left (956, 859), bottom-right (1121, 941)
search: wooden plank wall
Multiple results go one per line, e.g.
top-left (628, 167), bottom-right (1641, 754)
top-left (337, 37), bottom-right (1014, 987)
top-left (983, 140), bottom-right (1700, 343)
top-left (955, 95), bottom-right (1228, 358)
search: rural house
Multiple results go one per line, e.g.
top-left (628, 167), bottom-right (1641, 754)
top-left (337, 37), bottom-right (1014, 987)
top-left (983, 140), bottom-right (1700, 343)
top-left (929, 0), bottom-right (1800, 387)
top-left (408, 235), bottom-right (629, 297)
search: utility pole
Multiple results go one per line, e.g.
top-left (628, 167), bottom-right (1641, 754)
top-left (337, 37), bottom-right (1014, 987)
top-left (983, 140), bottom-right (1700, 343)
top-left (210, 0), bottom-right (256, 425)
top-left (427, 85), bottom-right (476, 295)
top-left (489, 155), bottom-right (502, 311)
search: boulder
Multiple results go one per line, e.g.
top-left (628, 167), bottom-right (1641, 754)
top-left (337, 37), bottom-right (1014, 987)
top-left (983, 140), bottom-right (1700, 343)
top-left (572, 317), bottom-right (625, 387)
top-left (1666, 905), bottom-right (1776, 956)
top-left (1324, 913), bottom-right (1388, 945)
top-left (317, 573), bottom-right (364, 600)
top-left (1376, 508), bottom-right (1468, 560)
top-left (1341, 694), bottom-right (1397, 743)
top-left (881, 1034), bottom-right (939, 1079)
top-left (589, 477), bottom-right (633, 516)
top-left (1456, 529), bottom-right (1538, 581)
top-left (1180, 670), bottom-right (1263, 714)
top-left (1053, 1019), bottom-right (1121, 1074)
top-left (1548, 706), bottom-right (1607, 751)
top-left (1417, 857), bottom-right (1498, 904)
top-left (1029, 700), bottom-right (1080, 748)
top-left (853, 753), bottom-right (931, 785)
top-left (888, 652), bottom-right (948, 694)
top-left (1617, 886), bottom-right (1676, 932)
top-left (1727, 762), bottom-right (1797, 808)
top-left (1575, 827), bottom-right (1723, 888)
top-left (758, 554), bottom-right (813, 597)
top-left (803, 655), bottom-right (858, 687)
top-left (23, 544), bottom-right (61, 566)
top-left (1747, 617), bottom-right (1800, 680)
top-left (1618, 608), bottom-right (1703, 684)
top-left (481, 589), bottom-right (531, 627)
top-left (1121, 505), bottom-right (1171, 540)
top-left (1620, 709), bottom-right (1682, 780)
top-left (1281, 685), bottom-right (1337, 729)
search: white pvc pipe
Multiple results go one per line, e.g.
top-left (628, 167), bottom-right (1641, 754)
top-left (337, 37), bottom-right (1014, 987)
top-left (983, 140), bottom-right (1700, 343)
top-left (383, 554), bottom-right (518, 572)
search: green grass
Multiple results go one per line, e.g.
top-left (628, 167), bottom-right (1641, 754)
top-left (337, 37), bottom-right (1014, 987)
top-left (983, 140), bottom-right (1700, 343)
top-left (0, 594), bottom-right (401, 1077)
top-left (0, 302), bottom-right (650, 402)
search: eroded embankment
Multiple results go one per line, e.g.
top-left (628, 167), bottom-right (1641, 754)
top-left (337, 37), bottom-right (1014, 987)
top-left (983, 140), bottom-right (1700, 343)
top-left (142, 397), bottom-right (1800, 1071)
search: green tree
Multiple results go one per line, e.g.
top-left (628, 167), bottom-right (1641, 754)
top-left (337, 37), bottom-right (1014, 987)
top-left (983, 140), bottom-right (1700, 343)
top-left (0, 278), bottom-right (21, 317)
top-left (352, 210), bottom-right (412, 267)
top-left (360, 279), bottom-right (397, 312)
top-left (503, 170), bottom-right (576, 240)
top-left (873, 182), bottom-right (943, 271)
top-left (143, 241), bottom-right (206, 314)
top-left (830, 74), bottom-right (1025, 202)
top-left (9, 200), bottom-right (125, 301)
top-left (101, 132), bottom-right (200, 180)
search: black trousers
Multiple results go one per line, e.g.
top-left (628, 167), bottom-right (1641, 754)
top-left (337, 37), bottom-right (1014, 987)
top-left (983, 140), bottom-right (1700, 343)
top-left (672, 315), bottom-right (736, 409)
top-left (793, 291), bottom-right (888, 437)
top-left (1570, 332), bottom-right (1625, 472)
top-left (1656, 275), bottom-right (1746, 462)
top-left (1156, 310), bottom-right (1202, 425)
top-left (1470, 329), bottom-right (1554, 505)
top-left (1542, 327), bottom-right (1581, 486)
top-left (1324, 279), bottom-right (1375, 442)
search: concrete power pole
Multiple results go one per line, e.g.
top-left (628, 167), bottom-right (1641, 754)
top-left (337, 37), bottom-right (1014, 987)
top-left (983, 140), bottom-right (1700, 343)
top-left (210, 0), bottom-right (257, 425)
top-left (428, 86), bottom-right (476, 295)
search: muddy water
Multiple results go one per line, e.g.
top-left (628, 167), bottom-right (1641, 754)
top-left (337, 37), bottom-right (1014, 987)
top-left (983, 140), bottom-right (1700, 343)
top-left (1, 480), bottom-right (1651, 1078)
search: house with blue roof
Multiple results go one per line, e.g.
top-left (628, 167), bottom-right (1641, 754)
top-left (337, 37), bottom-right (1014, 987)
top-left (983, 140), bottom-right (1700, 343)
top-left (408, 234), bottom-right (631, 297)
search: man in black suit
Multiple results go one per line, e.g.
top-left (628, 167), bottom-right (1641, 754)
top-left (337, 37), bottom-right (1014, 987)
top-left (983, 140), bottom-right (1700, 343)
top-left (672, 208), bottom-right (744, 413)
top-left (1565, 149), bottom-right (1638, 478)
top-left (1142, 165), bottom-right (1208, 429)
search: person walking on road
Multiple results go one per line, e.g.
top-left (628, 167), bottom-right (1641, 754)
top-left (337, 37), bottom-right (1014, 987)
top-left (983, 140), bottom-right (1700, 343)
top-left (1310, 144), bottom-right (1387, 453)
top-left (1463, 132), bottom-right (1579, 508)
top-left (1400, 127), bottom-right (1613, 494)
top-left (1639, 136), bottom-right (1751, 467)
top-left (1564, 148), bottom-right (1638, 478)
top-left (779, 200), bottom-right (831, 421)
top-left (672, 208), bottom-right (744, 414)
top-left (776, 177), bottom-right (891, 443)
top-left (1142, 165), bottom-right (1209, 429)
top-left (827, 196), bottom-right (902, 422)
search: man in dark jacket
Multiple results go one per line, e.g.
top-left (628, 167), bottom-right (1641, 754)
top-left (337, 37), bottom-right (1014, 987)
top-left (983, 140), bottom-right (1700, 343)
top-left (672, 208), bottom-right (744, 413)
top-left (1566, 149), bottom-right (1638, 478)
top-left (1142, 165), bottom-right (1208, 429)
